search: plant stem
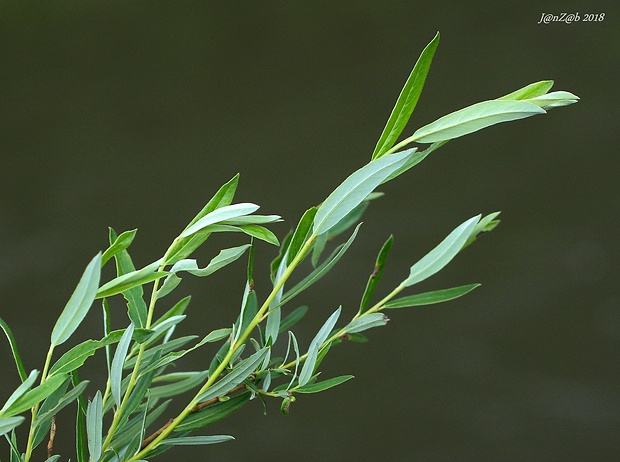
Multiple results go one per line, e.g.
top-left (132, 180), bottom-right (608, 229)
top-left (23, 345), bottom-right (55, 462)
top-left (101, 263), bottom-right (166, 452)
top-left (128, 235), bottom-right (317, 461)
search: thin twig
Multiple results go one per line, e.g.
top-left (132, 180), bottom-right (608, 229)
top-left (140, 384), bottom-right (246, 449)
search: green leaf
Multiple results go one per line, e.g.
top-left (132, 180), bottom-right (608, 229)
top-left (278, 306), bottom-right (309, 333)
top-left (287, 207), bottom-right (318, 266)
top-left (498, 80), bottom-right (554, 100)
top-left (313, 150), bottom-right (412, 235)
top-left (32, 377), bottom-right (70, 447)
top-left (0, 370), bottom-right (38, 415)
top-left (359, 235), bottom-right (394, 314)
top-left (270, 231), bottom-right (293, 282)
top-left (525, 91), bottom-right (579, 109)
top-left (295, 375), bottom-right (354, 394)
top-left (383, 284), bottom-right (480, 309)
top-left (86, 391), bottom-right (103, 462)
top-left (222, 214), bottom-right (281, 225)
top-left (155, 273), bottom-right (183, 300)
top-left (44, 455), bottom-right (61, 462)
top-left (184, 174), bottom-right (240, 231)
top-left (238, 225), bottom-right (280, 246)
top-left (151, 296), bottom-right (191, 331)
top-left (197, 348), bottom-right (269, 402)
top-left (49, 331), bottom-right (125, 376)
top-left (0, 417), bottom-right (25, 437)
top-left (164, 174), bottom-right (242, 265)
top-left (96, 260), bottom-right (168, 299)
top-left (163, 435), bottom-right (234, 446)
top-left (101, 229), bottom-right (137, 267)
top-left (74, 373), bottom-right (88, 462)
top-left (411, 100), bottom-right (545, 143)
top-left (111, 324), bottom-right (135, 407)
top-left (281, 224), bottom-right (361, 306)
top-left (2, 374), bottom-right (68, 417)
top-left (298, 307), bottom-right (341, 387)
top-left (51, 253), bottom-right (102, 346)
top-left (180, 203), bottom-right (260, 238)
top-left (109, 231), bottom-right (148, 328)
top-left (343, 313), bottom-right (389, 333)
top-left (463, 211), bottom-right (501, 248)
top-left (175, 392), bottom-right (251, 432)
top-left (318, 192), bottom-right (382, 240)
top-left (138, 327), bottom-right (231, 376)
top-left (265, 251), bottom-right (287, 345)
top-left (0, 316), bottom-right (28, 382)
top-left (402, 215), bottom-right (480, 287)
top-left (34, 380), bottom-right (89, 428)
top-left (171, 244), bottom-right (251, 277)
top-left (372, 32), bottom-right (440, 160)
top-left (381, 144), bottom-right (444, 185)
top-left (150, 371), bottom-right (209, 399)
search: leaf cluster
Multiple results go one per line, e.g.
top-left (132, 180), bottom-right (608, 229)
top-left (0, 32), bottom-right (577, 461)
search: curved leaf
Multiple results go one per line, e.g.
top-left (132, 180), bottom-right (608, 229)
top-left (180, 203), bottom-right (260, 238)
top-left (0, 316), bottom-right (28, 381)
top-left (372, 32), bottom-right (440, 159)
top-left (0, 416), bottom-right (25, 437)
top-left (51, 253), bottom-right (102, 346)
top-left (313, 150), bottom-right (412, 235)
top-left (402, 215), bottom-right (480, 287)
top-left (384, 284), bottom-right (480, 309)
top-left (411, 100), bottom-right (545, 143)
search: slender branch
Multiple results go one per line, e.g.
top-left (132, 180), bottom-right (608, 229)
top-left (23, 345), bottom-right (55, 462)
top-left (128, 235), bottom-right (317, 461)
top-left (140, 383), bottom-right (247, 449)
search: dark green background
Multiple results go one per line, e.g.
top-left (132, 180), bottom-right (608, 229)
top-left (1, 2), bottom-right (618, 461)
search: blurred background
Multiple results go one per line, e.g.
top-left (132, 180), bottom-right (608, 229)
top-left (1, 2), bottom-right (618, 461)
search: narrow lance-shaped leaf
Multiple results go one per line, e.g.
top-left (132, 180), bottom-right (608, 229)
top-left (111, 323), bottom-right (135, 407)
top-left (0, 370), bottom-right (39, 415)
top-left (197, 348), bottom-right (270, 402)
top-left (266, 245), bottom-right (290, 345)
top-left (359, 235), bottom-right (394, 314)
top-left (498, 80), bottom-right (554, 101)
top-left (171, 244), bottom-right (251, 277)
top-left (86, 391), bottom-right (103, 462)
top-left (51, 253), bottom-right (102, 346)
top-left (343, 313), bottom-right (389, 334)
top-left (384, 284), bottom-right (480, 309)
top-left (287, 207), bottom-right (317, 266)
top-left (175, 392), bottom-right (251, 432)
top-left (525, 91), bottom-right (579, 109)
top-left (101, 228), bottom-right (137, 267)
top-left (463, 211), bottom-right (501, 249)
top-left (411, 100), bottom-right (545, 144)
top-left (1, 374), bottom-right (69, 417)
top-left (313, 150), bottom-right (413, 235)
top-left (96, 259), bottom-right (168, 299)
top-left (162, 435), bottom-right (235, 446)
top-left (109, 228), bottom-right (148, 328)
top-left (180, 203), bottom-right (260, 238)
top-left (33, 380), bottom-right (90, 428)
top-left (295, 375), bottom-right (354, 394)
top-left (281, 224), bottom-right (361, 306)
top-left (0, 417), bottom-right (25, 437)
top-left (372, 32), bottom-right (440, 160)
top-left (165, 174), bottom-right (242, 265)
top-left (0, 316), bottom-right (28, 381)
top-left (298, 307), bottom-right (341, 387)
top-left (278, 305), bottom-right (309, 333)
top-left (402, 215), bottom-right (480, 287)
top-left (150, 371), bottom-right (209, 399)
